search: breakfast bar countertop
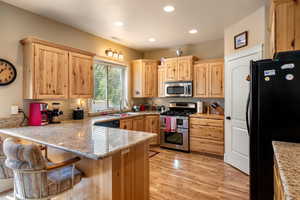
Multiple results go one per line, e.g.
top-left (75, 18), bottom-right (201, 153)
top-left (0, 112), bottom-right (158, 160)
top-left (273, 141), bottom-right (300, 200)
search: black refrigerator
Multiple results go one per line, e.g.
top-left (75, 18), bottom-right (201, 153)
top-left (247, 50), bottom-right (300, 200)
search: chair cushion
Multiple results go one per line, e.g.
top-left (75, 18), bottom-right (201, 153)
top-left (4, 138), bottom-right (46, 170)
top-left (0, 137), bottom-right (13, 179)
top-left (47, 165), bottom-right (82, 196)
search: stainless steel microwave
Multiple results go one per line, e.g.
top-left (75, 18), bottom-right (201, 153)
top-left (165, 81), bottom-right (192, 97)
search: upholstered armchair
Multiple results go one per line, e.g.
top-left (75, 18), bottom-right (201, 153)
top-left (0, 136), bottom-right (14, 193)
top-left (3, 138), bottom-right (83, 200)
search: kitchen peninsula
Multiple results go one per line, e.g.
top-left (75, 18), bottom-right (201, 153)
top-left (0, 115), bottom-right (156, 200)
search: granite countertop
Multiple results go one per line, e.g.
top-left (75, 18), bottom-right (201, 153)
top-left (0, 112), bottom-right (159, 160)
top-left (273, 141), bottom-right (300, 200)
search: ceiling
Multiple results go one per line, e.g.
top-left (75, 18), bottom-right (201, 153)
top-left (2, 0), bottom-right (265, 50)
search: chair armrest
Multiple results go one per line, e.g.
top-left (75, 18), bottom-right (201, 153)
top-left (46, 157), bottom-right (81, 171)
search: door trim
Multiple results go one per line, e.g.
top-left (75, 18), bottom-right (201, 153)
top-left (224, 44), bottom-right (264, 174)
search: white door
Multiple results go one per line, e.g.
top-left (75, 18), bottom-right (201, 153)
top-left (224, 45), bottom-right (263, 174)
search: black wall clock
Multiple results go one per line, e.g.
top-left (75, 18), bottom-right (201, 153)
top-left (0, 59), bottom-right (17, 86)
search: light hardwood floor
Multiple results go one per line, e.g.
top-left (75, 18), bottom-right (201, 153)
top-left (149, 147), bottom-right (249, 200)
top-left (0, 148), bottom-right (249, 200)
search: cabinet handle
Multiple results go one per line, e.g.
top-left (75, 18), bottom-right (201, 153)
top-left (291, 39), bottom-right (295, 48)
top-left (226, 116), bottom-right (231, 120)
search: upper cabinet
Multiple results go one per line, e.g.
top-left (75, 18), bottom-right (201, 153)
top-left (177, 56), bottom-right (193, 81)
top-left (164, 56), bottom-right (198, 82)
top-left (269, 0), bottom-right (300, 56)
top-left (69, 52), bottom-right (93, 98)
top-left (157, 65), bottom-right (166, 97)
top-left (165, 58), bottom-right (178, 81)
top-left (21, 37), bottom-right (95, 99)
top-left (131, 59), bottom-right (158, 98)
top-left (194, 59), bottom-right (224, 98)
top-left (34, 44), bottom-right (69, 99)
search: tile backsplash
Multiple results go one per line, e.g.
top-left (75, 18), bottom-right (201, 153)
top-left (23, 99), bottom-right (89, 121)
top-left (132, 97), bottom-right (224, 113)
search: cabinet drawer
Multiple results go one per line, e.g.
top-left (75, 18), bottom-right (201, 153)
top-left (190, 118), bottom-right (223, 127)
top-left (190, 137), bottom-right (224, 155)
top-left (190, 126), bottom-right (223, 141)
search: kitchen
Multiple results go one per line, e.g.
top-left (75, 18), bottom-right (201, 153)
top-left (0, 0), bottom-right (299, 200)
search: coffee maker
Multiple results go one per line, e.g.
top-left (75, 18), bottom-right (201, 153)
top-left (48, 102), bottom-right (63, 124)
top-left (29, 102), bottom-right (49, 126)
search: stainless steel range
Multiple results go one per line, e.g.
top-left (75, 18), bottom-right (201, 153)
top-left (160, 102), bottom-right (197, 152)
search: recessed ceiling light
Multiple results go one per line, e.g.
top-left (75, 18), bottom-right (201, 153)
top-left (189, 29), bottom-right (198, 34)
top-left (148, 38), bottom-right (156, 42)
top-left (163, 5), bottom-right (175, 13)
top-left (114, 21), bottom-right (124, 27)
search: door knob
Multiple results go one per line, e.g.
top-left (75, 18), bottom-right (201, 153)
top-left (226, 116), bottom-right (231, 120)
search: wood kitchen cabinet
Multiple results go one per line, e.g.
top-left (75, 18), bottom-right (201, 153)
top-left (69, 52), bottom-right (93, 98)
top-left (190, 114), bottom-right (224, 156)
top-left (131, 59), bottom-right (158, 98)
top-left (132, 116), bottom-right (145, 131)
top-left (269, 0), bottom-right (300, 56)
top-left (32, 44), bottom-right (68, 99)
top-left (21, 37), bottom-right (95, 99)
top-left (120, 118), bottom-right (133, 130)
top-left (274, 158), bottom-right (284, 200)
top-left (177, 56), bottom-right (193, 81)
top-left (120, 115), bottom-right (160, 145)
top-left (157, 65), bottom-right (166, 97)
top-left (194, 59), bottom-right (224, 98)
top-left (165, 58), bottom-right (178, 81)
top-left (164, 56), bottom-right (198, 82)
top-left (144, 115), bottom-right (160, 145)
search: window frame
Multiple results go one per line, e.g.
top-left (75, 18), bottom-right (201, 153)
top-left (91, 58), bottom-right (129, 113)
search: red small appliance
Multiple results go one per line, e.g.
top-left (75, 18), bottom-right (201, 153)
top-left (29, 102), bottom-right (49, 126)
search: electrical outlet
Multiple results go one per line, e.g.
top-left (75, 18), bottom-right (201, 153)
top-left (11, 105), bottom-right (19, 115)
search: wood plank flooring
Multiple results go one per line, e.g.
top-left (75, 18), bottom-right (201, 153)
top-left (0, 147), bottom-right (249, 200)
top-left (149, 147), bottom-right (249, 200)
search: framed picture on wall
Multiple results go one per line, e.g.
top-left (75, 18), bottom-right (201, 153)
top-left (234, 31), bottom-right (248, 49)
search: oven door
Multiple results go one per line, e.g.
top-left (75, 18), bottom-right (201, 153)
top-left (160, 128), bottom-right (189, 152)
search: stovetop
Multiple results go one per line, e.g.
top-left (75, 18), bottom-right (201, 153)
top-left (160, 110), bottom-right (196, 117)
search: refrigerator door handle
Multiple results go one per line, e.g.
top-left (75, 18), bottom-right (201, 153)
top-left (246, 90), bottom-right (251, 136)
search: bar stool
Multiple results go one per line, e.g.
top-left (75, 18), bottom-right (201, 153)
top-left (3, 138), bottom-right (83, 200)
top-left (0, 136), bottom-right (13, 193)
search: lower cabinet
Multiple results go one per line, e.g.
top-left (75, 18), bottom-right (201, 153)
top-left (144, 115), bottom-right (160, 145)
top-left (120, 119), bottom-right (133, 130)
top-left (274, 158), bottom-right (284, 200)
top-left (190, 115), bottom-right (224, 156)
top-left (132, 116), bottom-right (145, 131)
top-left (120, 115), bottom-right (160, 145)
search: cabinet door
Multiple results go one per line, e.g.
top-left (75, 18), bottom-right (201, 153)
top-left (145, 115), bottom-right (159, 145)
top-left (165, 58), bottom-right (178, 81)
top-left (69, 52), bottom-right (93, 98)
top-left (275, 1), bottom-right (295, 52)
top-left (120, 119), bottom-right (133, 130)
top-left (177, 57), bottom-right (193, 81)
top-left (34, 44), bottom-right (68, 99)
top-left (194, 63), bottom-right (209, 97)
top-left (132, 61), bottom-right (143, 97)
top-left (132, 117), bottom-right (145, 131)
top-left (143, 61), bottom-right (157, 97)
top-left (209, 62), bottom-right (224, 98)
top-left (157, 66), bottom-right (166, 97)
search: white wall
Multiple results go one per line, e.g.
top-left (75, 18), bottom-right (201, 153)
top-left (224, 6), bottom-right (266, 57)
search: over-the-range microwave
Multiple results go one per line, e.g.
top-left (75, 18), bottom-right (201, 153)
top-left (164, 81), bottom-right (192, 97)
